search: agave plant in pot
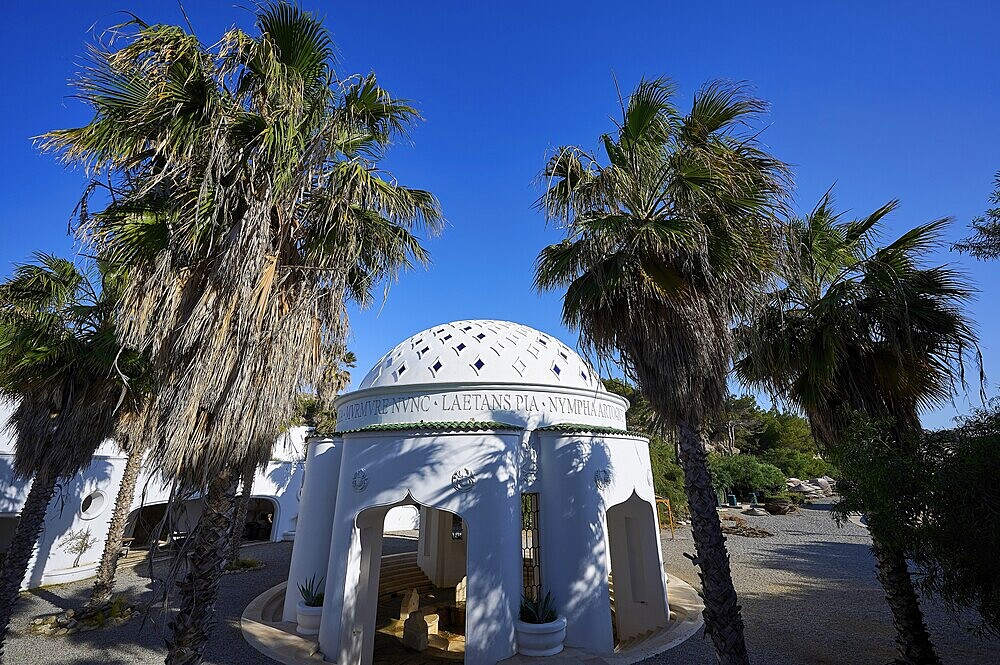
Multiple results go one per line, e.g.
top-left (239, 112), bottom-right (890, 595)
top-left (296, 574), bottom-right (325, 635)
top-left (516, 590), bottom-right (567, 656)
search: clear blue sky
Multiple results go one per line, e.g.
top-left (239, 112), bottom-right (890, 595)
top-left (2, 1), bottom-right (998, 427)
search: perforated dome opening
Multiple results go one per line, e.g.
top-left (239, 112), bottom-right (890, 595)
top-left (357, 320), bottom-right (604, 391)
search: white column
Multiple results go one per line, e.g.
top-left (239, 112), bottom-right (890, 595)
top-left (417, 507), bottom-right (467, 587)
top-left (282, 436), bottom-right (343, 622)
top-left (354, 507), bottom-right (388, 665)
top-left (318, 454), bottom-right (367, 662)
top-left (464, 497), bottom-right (522, 665)
top-left (537, 432), bottom-right (615, 653)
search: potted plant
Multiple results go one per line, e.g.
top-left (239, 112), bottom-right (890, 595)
top-left (515, 590), bottom-right (567, 656)
top-left (296, 574), bottom-right (324, 635)
top-left (763, 494), bottom-right (793, 515)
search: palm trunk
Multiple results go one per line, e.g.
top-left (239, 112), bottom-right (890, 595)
top-left (165, 471), bottom-right (238, 665)
top-left (225, 464), bottom-right (255, 564)
top-left (677, 419), bottom-right (750, 665)
top-left (869, 518), bottom-right (941, 665)
top-left (0, 468), bottom-right (59, 656)
top-left (87, 438), bottom-right (143, 609)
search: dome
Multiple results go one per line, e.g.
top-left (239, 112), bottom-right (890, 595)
top-left (357, 320), bottom-right (604, 392)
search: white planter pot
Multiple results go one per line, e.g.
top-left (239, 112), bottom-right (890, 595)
top-left (296, 600), bottom-right (322, 636)
top-left (515, 616), bottom-right (567, 656)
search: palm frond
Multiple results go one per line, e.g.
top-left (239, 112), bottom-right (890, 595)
top-left (45, 0), bottom-right (441, 490)
top-left (735, 193), bottom-right (981, 446)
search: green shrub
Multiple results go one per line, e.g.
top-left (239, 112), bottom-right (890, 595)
top-left (760, 448), bottom-right (837, 479)
top-left (224, 557), bottom-right (262, 572)
top-left (298, 574), bottom-right (325, 607)
top-left (709, 454), bottom-right (786, 500)
top-left (649, 440), bottom-right (688, 515)
top-left (109, 595), bottom-right (128, 618)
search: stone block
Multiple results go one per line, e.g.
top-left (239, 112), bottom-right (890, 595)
top-left (455, 576), bottom-right (467, 604)
top-left (402, 610), bottom-right (428, 651)
top-left (424, 612), bottom-right (439, 635)
top-left (400, 588), bottom-right (420, 620)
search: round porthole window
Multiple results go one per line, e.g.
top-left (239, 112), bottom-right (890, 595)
top-left (80, 490), bottom-right (107, 520)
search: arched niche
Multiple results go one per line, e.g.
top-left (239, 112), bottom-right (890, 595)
top-left (606, 491), bottom-right (669, 644)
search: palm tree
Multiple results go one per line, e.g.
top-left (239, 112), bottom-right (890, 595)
top-left (42, 3), bottom-right (441, 662)
top-left (87, 428), bottom-right (145, 609)
top-left (0, 255), bottom-right (142, 652)
top-left (224, 460), bottom-right (257, 567)
top-left (734, 193), bottom-right (981, 665)
top-left (226, 349), bottom-right (354, 565)
top-left (535, 77), bottom-right (790, 664)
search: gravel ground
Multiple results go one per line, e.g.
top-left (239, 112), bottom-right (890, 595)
top-left (6, 508), bottom-right (997, 664)
top-left (643, 502), bottom-right (1000, 665)
top-left (5, 535), bottom-right (417, 665)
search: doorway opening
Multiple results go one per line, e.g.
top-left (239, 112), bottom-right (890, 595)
top-left (356, 500), bottom-right (467, 665)
top-left (123, 498), bottom-right (204, 551)
top-left (606, 492), bottom-right (669, 649)
top-left (237, 497), bottom-right (278, 542)
top-left (0, 515), bottom-right (17, 566)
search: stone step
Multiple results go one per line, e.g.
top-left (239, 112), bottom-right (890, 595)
top-left (615, 627), bottom-right (662, 652)
top-left (378, 556), bottom-right (435, 601)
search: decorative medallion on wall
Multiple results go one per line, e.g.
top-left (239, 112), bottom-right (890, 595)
top-left (352, 468), bottom-right (369, 492)
top-left (594, 468), bottom-right (612, 490)
top-left (452, 468), bottom-right (477, 492)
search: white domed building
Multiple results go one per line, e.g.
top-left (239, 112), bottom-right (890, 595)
top-left (279, 320), bottom-right (677, 664)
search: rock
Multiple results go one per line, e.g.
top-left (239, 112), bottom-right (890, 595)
top-left (743, 507), bottom-right (768, 516)
top-left (455, 576), bottom-right (467, 604)
top-left (400, 588), bottom-right (420, 620)
top-left (402, 611), bottom-right (428, 651)
top-left (30, 618), bottom-right (44, 626)
top-left (765, 500), bottom-right (792, 516)
top-left (67, 619), bottom-right (78, 629)
top-left (55, 628), bottom-right (68, 636)
top-left (64, 609), bottom-right (75, 618)
top-left (66, 627), bottom-right (78, 635)
top-left (424, 613), bottom-right (440, 635)
top-left (45, 616), bottom-right (58, 626)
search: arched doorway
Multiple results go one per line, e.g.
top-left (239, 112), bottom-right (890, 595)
top-left (123, 498), bottom-right (204, 550)
top-left (606, 492), bottom-right (669, 647)
top-left (355, 498), bottom-right (467, 665)
top-left (238, 497), bottom-right (278, 542)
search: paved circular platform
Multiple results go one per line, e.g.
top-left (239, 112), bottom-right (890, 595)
top-left (241, 574), bottom-right (703, 665)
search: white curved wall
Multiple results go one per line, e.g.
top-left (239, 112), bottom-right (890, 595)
top-left (0, 422), bottom-right (313, 590)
